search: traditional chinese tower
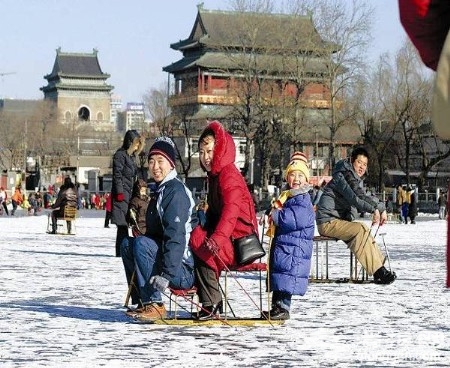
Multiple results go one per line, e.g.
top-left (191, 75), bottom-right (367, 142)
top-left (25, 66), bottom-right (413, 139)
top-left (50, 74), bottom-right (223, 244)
top-left (41, 48), bottom-right (114, 131)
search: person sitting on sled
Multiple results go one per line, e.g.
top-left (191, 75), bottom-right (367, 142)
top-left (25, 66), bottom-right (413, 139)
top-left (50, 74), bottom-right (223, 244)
top-left (263, 156), bottom-right (315, 320)
top-left (315, 146), bottom-right (397, 284)
top-left (121, 137), bottom-right (198, 321)
top-left (189, 121), bottom-right (259, 320)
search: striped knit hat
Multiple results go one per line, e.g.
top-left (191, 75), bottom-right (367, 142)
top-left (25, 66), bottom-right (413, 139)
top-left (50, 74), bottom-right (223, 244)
top-left (148, 136), bottom-right (176, 167)
top-left (290, 151), bottom-right (309, 166)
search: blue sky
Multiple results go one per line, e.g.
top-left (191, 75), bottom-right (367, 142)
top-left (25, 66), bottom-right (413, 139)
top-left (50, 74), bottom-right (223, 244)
top-left (0, 0), bottom-right (407, 105)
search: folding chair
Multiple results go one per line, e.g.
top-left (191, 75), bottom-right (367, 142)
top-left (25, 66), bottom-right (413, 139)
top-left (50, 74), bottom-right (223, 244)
top-left (47, 206), bottom-right (77, 234)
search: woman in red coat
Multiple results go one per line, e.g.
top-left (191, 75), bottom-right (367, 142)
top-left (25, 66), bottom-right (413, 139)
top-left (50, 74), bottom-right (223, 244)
top-left (189, 121), bottom-right (259, 320)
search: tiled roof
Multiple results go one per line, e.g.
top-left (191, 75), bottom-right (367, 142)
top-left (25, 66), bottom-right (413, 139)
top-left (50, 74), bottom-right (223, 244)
top-left (163, 51), bottom-right (330, 75)
top-left (170, 9), bottom-right (333, 53)
top-left (46, 48), bottom-right (108, 78)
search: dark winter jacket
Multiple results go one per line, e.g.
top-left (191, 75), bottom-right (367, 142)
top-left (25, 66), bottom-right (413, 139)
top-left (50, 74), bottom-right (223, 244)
top-left (316, 158), bottom-right (385, 225)
top-left (145, 169), bottom-right (197, 282)
top-left (111, 130), bottom-right (140, 226)
top-left (52, 179), bottom-right (78, 210)
top-left (270, 186), bottom-right (315, 296)
top-left (189, 121), bottom-right (258, 277)
top-left (127, 179), bottom-right (149, 235)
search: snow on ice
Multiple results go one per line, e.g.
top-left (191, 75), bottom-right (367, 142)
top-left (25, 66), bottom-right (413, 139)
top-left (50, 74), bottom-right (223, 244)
top-left (0, 208), bottom-right (448, 367)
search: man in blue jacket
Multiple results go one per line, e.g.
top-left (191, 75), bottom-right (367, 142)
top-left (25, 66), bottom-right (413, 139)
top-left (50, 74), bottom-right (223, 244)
top-left (121, 137), bottom-right (198, 320)
top-left (316, 146), bottom-right (396, 284)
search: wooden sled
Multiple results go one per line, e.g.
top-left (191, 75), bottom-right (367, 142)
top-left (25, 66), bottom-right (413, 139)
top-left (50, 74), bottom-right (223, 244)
top-left (132, 316), bottom-right (285, 327)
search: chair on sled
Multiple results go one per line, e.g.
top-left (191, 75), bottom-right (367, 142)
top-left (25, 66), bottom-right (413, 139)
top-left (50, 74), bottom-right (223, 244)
top-left (47, 206), bottom-right (77, 235)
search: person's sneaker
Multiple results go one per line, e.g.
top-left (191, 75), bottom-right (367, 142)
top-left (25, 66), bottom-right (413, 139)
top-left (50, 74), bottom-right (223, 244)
top-left (133, 302), bottom-right (167, 320)
top-left (261, 305), bottom-right (290, 320)
top-left (373, 266), bottom-right (397, 285)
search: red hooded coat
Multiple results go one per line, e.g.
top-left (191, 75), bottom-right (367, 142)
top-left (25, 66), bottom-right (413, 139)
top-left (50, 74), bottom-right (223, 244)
top-left (189, 121), bottom-right (259, 277)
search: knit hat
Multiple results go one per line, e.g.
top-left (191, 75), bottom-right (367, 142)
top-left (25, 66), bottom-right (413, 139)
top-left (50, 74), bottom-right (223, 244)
top-left (285, 159), bottom-right (310, 182)
top-left (290, 151), bottom-right (309, 166)
top-left (148, 136), bottom-right (176, 167)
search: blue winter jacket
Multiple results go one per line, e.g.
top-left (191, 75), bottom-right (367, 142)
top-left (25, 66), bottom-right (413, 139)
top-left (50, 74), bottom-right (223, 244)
top-left (270, 188), bottom-right (315, 296)
top-left (145, 169), bottom-right (197, 282)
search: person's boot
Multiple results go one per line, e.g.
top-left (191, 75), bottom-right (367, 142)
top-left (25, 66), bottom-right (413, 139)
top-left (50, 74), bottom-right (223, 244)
top-left (261, 305), bottom-right (290, 320)
top-left (131, 302), bottom-right (167, 320)
top-left (373, 266), bottom-right (397, 284)
top-left (195, 301), bottom-right (223, 320)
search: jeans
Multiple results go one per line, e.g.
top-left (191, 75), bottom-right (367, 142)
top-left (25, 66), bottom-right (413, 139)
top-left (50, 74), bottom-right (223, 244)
top-left (121, 236), bottom-right (194, 305)
top-left (272, 290), bottom-right (292, 311)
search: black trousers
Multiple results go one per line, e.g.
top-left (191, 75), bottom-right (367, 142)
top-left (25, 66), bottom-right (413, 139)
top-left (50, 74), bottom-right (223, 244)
top-left (115, 225), bottom-right (128, 257)
top-left (104, 211), bottom-right (112, 227)
top-left (2, 202), bottom-right (9, 215)
top-left (194, 257), bottom-right (222, 306)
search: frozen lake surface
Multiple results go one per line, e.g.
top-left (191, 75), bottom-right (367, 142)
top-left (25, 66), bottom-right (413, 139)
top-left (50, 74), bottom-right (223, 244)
top-left (0, 209), bottom-right (448, 367)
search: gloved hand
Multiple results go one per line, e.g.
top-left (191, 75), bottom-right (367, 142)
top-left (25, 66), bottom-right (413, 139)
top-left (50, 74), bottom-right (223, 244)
top-left (203, 238), bottom-right (219, 254)
top-left (116, 193), bottom-right (124, 202)
top-left (150, 275), bottom-right (170, 292)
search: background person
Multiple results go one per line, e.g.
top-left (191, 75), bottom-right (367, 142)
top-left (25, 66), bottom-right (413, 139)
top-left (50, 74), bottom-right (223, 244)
top-left (49, 177), bottom-right (78, 234)
top-left (315, 146), bottom-right (397, 285)
top-left (104, 192), bottom-right (112, 228)
top-left (111, 129), bottom-right (145, 257)
top-left (11, 185), bottom-right (23, 216)
top-left (0, 187), bottom-right (9, 215)
top-left (127, 178), bottom-right (149, 236)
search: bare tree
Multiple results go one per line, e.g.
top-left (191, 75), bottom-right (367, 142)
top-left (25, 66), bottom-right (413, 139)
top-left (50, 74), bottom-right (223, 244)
top-left (304, 0), bottom-right (374, 167)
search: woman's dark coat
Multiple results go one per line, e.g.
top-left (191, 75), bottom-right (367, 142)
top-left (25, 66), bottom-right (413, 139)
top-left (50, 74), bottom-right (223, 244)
top-left (111, 130), bottom-right (140, 226)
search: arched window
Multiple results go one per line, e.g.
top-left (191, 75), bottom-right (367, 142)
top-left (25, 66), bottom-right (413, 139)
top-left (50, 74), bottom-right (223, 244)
top-left (97, 111), bottom-right (104, 121)
top-left (78, 107), bottom-right (90, 121)
top-left (65, 111), bottom-right (72, 121)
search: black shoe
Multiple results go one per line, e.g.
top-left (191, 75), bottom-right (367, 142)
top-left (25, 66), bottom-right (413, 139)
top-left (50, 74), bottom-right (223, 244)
top-left (373, 266), bottom-right (397, 284)
top-left (195, 301), bottom-right (223, 320)
top-left (261, 305), bottom-right (290, 320)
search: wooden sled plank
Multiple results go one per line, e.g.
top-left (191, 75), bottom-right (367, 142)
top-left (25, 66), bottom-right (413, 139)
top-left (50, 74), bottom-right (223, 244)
top-left (132, 317), bottom-right (285, 326)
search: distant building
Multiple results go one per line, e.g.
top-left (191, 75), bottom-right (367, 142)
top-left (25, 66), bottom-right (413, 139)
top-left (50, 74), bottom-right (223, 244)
top-left (110, 94), bottom-right (122, 129)
top-left (40, 48), bottom-right (114, 131)
top-left (162, 6), bottom-right (360, 184)
top-left (117, 102), bottom-right (146, 132)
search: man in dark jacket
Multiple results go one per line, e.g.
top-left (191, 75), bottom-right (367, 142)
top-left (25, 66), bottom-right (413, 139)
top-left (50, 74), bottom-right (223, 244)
top-left (49, 177), bottom-right (78, 234)
top-left (121, 137), bottom-right (197, 321)
top-left (316, 147), bottom-right (396, 284)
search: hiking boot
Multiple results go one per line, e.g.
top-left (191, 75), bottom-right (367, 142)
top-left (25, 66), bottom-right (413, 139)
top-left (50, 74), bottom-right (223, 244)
top-left (373, 266), bottom-right (397, 285)
top-left (133, 302), bottom-right (167, 320)
top-left (261, 305), bottom-right (290, 320)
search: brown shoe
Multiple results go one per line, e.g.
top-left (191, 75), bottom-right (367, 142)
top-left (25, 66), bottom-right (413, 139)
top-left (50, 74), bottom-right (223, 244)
top-left (134, 302), bottom-right (167, 321)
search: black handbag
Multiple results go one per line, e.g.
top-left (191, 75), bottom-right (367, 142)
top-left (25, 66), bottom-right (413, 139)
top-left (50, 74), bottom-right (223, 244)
top-left (233, 233), bottom-right (266, 266)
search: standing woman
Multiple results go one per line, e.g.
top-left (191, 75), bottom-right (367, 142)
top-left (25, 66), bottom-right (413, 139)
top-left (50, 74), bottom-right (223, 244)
top-left (189, 120), bottom-right (259, 320)
top-left (111, 130), bottom-right (145, 257)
